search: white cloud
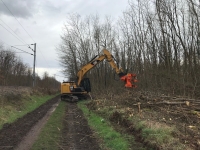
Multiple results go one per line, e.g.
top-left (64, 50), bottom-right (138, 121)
top-left (0, 0), bottom-right (129, 82)
top-left (36, 67), bottom-right (65, 82)
top-left (0, 0), bottom-right (38, 18)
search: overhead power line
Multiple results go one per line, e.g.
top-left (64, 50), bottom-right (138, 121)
top-left (11, 46), bottom-right (33, 55)
top-left (0, 18), bottom-right (29, 46)
top-left (0, 0), bottom-right (35, 43)
top-left (0, 24), bottom-right (27, 45)
top-left (12, 44), bottom-right (30, 46)
top-left (1, 0), bottom-right (52, 69)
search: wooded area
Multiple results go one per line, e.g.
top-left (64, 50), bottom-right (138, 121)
top-left (0, 45), bottom-right (60, 89)
top-left (57, 0), bottom-right (200, 98)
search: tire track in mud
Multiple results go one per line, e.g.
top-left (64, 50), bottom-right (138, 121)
top-left (60, 103), bottom-right (100, 150)
top-left (0, 95), bottom-right (60, 150)
top-left (15, 100), bottom-right (60, 150)
top-left (109, 111), bottom-right (159, 150)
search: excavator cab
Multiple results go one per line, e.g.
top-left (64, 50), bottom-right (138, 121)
top-left (79, 78), bottom-right (91, 92)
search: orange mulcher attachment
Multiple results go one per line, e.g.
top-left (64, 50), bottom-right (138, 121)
top-left (120, 73), bottom-right (137, 88)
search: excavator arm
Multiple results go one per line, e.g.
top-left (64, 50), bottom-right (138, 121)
top-left (76, 54), bottom-right (105, 86)
top-left (76, 49), bottom-right (137, 88)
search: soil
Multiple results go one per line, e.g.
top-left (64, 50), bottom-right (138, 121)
top-left (1, 88), bottom-right (199, 150)
top-left (145, 104), bottom-right (200, 149)
top-left (0, 95), bottom-right (100, 150)
top-left (89, 91), bottom-right (200, 150)
top-left (59, 103), bottom-right (100, 150)
top-left (131, 99), bottom-right (200, 149)
top-left (15, 101), bottom-right (60, 150)
top-left (0, 95), bottom-right (60, 150)
top-left (109, 111), bottom-right (159, 150)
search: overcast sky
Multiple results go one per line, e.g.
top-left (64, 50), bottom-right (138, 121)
top-left (0, 0), bottom-right (129, 82)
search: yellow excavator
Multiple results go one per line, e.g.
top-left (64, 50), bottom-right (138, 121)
top-left (60, 49), bottom-right (137, 102)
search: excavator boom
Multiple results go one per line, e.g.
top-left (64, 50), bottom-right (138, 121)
top-left (76, 49), bottom-right (137, 88)
top-left (61, 49), bottom-right (137, 102)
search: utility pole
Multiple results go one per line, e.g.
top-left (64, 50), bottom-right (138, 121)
top-left (32, 43), bottom-right (36, 87)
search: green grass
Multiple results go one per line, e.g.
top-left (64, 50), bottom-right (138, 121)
top-left (78, 101), bottom-right (130, 150)
top-left (127, 115), bottom-right (186, 149)
top-left (82, 100), bottom-right (187, 150)
top-left (142, 127), bottom-right (171, 144)
top-left (0, 94), bottom-right (57, 129)
top-left (31, 101), bottom-right (66, 150)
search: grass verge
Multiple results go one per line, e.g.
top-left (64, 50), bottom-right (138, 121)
top-left (86, 100), bottom-right (188, 150)
top-left (0, 94), bottom-right (58, 129)
top-left (31, 100), bottom-right (66, 150)
top-left (132, 117), bottom-right (178, 148)
top-left (78, 101), bottom-right (130, 150)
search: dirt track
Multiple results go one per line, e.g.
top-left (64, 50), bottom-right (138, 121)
top-left (0, 95), bottom-right (60, 150)
top-left (59, 103), bottom-right (100, 150)
top-left (0, 96), bottom-right (100, 150)
top-left (15, 101), bottom-right (60, 150)
top-left (1, 92), bottom-right (199, 149)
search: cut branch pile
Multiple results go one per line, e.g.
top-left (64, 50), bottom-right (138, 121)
top-left (128, 94), bottom-right (200, 119)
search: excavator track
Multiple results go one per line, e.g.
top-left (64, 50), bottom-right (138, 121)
top-left (61, 95), bottom-right (79, 102)
top-left (70, 96), bottom-right (79, 102)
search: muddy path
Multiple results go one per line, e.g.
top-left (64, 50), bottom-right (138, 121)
top-left (59, 103), bottom-right (100, 150)
top-left (0, 95), bottom-right (60, 150)
top-left (15, 101), bottom-right (60, 150)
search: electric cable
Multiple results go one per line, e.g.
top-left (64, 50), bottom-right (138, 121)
top-left (11, 46), bottom-right (33, 55)
top-left (0, 18), bottom-right (29, 46)
top-left (12, 44), bottom-right (30, 46)
top-left (0, 0), bottom-right (35, 43)
top-left (1, 0), bottom-right (55, 74)
top-left (0, 24), bottom-right (26, 45)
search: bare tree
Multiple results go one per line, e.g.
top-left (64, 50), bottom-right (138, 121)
top-left (57, 1), bottom-right (200, 97)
